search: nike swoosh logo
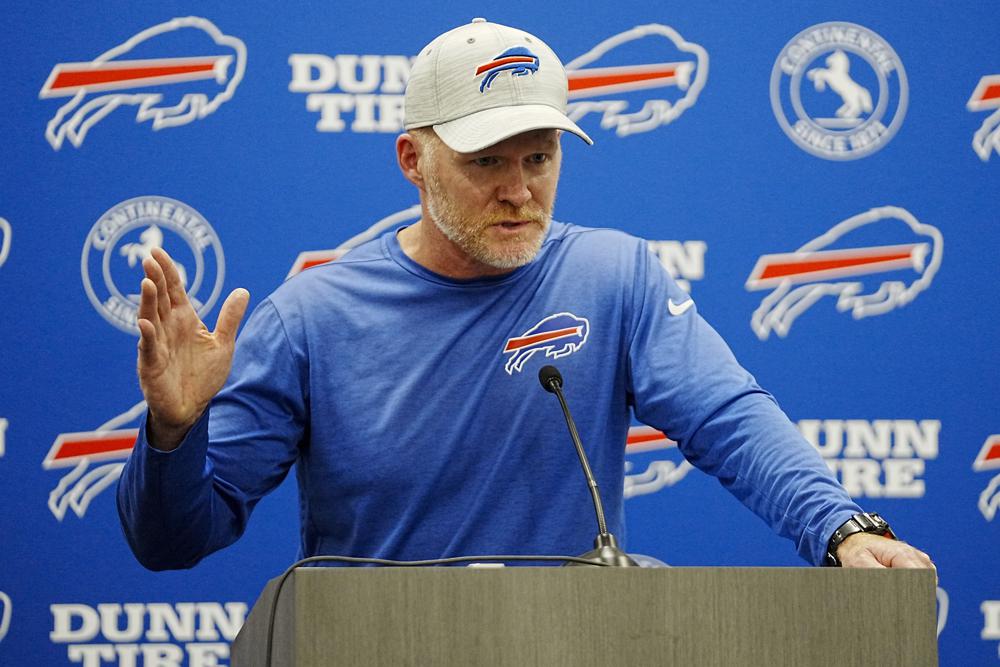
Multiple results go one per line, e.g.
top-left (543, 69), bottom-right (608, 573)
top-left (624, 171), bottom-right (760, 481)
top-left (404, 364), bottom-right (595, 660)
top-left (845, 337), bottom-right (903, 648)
top-left (668, 298), bottom-right (694, 316)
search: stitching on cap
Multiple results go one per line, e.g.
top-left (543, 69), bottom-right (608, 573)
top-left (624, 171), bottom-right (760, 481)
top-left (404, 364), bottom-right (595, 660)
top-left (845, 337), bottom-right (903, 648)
top-left (432, 37), bottom-right (443, 120)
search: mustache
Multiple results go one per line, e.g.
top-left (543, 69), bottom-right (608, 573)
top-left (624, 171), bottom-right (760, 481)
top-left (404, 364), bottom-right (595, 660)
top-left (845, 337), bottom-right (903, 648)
top-left (481, 204), bottom-right (550, 225)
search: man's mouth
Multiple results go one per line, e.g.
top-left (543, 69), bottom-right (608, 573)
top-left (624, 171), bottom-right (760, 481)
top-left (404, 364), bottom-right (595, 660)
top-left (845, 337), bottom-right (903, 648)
top-left (496, 220), bottom-right (534, 230)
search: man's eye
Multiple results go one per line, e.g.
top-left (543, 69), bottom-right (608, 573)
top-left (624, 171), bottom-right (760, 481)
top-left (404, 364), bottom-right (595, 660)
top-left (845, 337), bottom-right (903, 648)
top-left (473, 156), bottom-right (499, 167)
top-left (528, 153), bottom-right (548, 164)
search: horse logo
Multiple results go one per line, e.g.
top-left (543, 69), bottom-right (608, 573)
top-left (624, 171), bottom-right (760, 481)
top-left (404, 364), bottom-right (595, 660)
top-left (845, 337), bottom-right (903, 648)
top-left (807, 50), bottom-right (873, 124)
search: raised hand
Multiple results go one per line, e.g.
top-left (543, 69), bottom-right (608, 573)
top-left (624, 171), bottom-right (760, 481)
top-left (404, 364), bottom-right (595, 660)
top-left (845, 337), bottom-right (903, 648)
top-left (136, 247), bottom-right (249, 451)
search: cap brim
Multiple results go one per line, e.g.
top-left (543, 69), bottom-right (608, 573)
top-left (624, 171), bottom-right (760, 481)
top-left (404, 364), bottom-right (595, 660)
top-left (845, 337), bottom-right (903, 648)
top-left (432, 104), bottom-right (593, 153)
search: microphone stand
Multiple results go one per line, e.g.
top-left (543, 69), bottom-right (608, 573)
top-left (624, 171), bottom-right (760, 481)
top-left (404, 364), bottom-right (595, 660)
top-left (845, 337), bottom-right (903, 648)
top-left (539, 365), bottom-right (638, 567)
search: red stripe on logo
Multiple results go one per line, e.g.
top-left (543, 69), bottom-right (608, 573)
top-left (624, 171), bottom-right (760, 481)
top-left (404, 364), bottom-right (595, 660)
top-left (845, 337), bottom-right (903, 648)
top-left (985, 442), bottom-right (1000, 462)
top-left (627, 430), bottom-right (667, 446)
top-left (974, 435), bottom-right (1000, 471)
top-left (44, 429), bottom-right (139, 469)
top-left (626, 426), bottom-right (676, 453)
top-left (49, 61), bottom-right (219, 90)
top-left (968, 75), bottom-right (1000, 111)
top-left (981, 83), bottom-right (1000, 103)
top-left (568, 67), bottom-right (677, 92)
top-left (52, 433), bottom-right (137, 461)
top-left (301, 258), bottom-right (333, 271)
top-left (504, 326), bottom-right (581, 352)
top-left (476, 56), bottom-right (535, 75)
top-left (758, 249), bottom-right (915, 281)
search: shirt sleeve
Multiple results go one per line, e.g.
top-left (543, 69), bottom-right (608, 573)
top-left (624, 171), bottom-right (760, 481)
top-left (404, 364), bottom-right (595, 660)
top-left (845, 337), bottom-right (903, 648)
top-left (625, 243), bottom-right (861, 565)
top-left (116, 298), bottom-right (307, 570)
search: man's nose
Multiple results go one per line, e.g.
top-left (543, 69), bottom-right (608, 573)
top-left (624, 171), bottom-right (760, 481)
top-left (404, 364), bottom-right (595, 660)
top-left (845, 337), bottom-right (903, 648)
top-left (496, 165), bottom-right (532, 208)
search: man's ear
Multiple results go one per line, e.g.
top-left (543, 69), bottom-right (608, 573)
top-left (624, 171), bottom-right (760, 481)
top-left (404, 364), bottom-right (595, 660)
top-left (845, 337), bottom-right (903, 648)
top-left (396, 133), bottom-right (425, 189)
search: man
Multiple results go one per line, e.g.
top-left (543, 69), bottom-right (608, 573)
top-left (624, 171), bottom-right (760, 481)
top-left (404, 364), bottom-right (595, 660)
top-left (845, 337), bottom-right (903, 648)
top-left (118, 19), bottom-right (933, 571)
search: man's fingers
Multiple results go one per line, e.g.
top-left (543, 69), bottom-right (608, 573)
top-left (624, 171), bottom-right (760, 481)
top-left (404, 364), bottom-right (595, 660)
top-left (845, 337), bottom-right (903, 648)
top-left (137, 279), bottom-right (162, 332)
top-left (852, 550), bottom-right (888, 569)
top-left (889, 545), bottom-right (936, 570)
top-left (136, 318), bottom-right (159, 368)
top-left (151, 247), bottom-right (188, 307)
top-left (214, 288), bottom-right (250, 343)
top-left (143, 256), bottom-right (171, 322)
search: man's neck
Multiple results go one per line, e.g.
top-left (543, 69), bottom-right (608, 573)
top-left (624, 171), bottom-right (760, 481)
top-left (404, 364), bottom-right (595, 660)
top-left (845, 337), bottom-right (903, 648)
top-left (396, 218), bottom-right (516, 280)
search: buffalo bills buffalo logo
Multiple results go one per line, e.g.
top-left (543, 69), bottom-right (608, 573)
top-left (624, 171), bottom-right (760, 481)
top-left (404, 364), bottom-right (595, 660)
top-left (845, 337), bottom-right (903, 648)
top-left (974, 435), bottom-right (1000, 522)
top-left (503, 312), bottom-right (589, 374)
top-left (746, 206), bottom-right (942, 339)
top-left (39, 17), bottom-right (246, 150)
top-left (476, 47), bottom-right (540, 93)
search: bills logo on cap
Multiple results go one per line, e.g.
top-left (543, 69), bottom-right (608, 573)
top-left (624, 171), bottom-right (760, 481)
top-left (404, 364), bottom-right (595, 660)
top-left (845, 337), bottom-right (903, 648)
top-left (974, 434), bottom-right (1000, 522)
top-left (967, 74), bottom-right (1000, 161)
top-left (38, 17), bottom-right (246, 150)
top-left (42, 401), bottom-right (144, 520)
top-left (503, 312), bottom-right (589, 375)
top-left (476, 46), bottom-right (540, 92)
top-left (746, 206), bottom-right (942, 339)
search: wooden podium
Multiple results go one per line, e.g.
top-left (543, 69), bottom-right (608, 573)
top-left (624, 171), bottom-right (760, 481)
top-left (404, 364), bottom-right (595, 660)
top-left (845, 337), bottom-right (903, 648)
top-left (231, 567), bottom-right (937, 666)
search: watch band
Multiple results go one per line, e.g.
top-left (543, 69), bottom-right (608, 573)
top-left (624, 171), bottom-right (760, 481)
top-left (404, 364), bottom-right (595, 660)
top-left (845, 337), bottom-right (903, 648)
top-left (824, 512), bottom-right (896, 567)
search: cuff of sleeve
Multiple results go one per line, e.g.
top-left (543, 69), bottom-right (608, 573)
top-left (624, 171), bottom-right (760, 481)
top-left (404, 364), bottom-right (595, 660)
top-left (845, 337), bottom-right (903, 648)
top-left (138, 408), bottom-right (211, 464)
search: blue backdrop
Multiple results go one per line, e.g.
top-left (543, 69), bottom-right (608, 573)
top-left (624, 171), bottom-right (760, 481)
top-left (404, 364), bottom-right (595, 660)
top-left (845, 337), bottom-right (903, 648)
top-left (1, 1), bottom-right (998, 664)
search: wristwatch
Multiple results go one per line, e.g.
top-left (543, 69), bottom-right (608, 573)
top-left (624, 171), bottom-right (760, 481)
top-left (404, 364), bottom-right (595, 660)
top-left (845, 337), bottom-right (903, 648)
top-left (824, 512), bottom-right (897, 567)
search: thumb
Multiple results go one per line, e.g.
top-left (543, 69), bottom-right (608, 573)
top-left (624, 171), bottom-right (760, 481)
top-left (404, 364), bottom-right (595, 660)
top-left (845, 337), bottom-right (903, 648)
top-left (214, 288), bottom-right (250, 343)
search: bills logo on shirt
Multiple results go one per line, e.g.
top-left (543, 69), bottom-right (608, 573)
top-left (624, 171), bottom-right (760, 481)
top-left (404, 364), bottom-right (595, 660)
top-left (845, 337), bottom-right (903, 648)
top-left (503, 313), bottom-right (590, 375)
top-left (746, 206), bottom-right (942, 339)
top-left (39, 16), bottom-right (246, 150)
top-left (967, 74), bottom-right (1000, 161)
top-left (476, 47), bottom-right (540, 92)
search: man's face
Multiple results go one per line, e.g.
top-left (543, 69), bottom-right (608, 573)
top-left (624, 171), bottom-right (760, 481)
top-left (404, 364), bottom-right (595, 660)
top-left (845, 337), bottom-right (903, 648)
top-left (420, 129), bottom-right (561, 271)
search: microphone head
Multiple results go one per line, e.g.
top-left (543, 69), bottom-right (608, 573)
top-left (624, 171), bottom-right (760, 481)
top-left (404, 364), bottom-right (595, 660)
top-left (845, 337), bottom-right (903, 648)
top-left (538, 365), bottom-right (563, 393)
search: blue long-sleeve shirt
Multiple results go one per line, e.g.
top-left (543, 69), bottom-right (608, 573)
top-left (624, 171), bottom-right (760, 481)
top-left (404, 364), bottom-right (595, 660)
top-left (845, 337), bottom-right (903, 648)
top-left (117, 222), bottom-right (861, 569)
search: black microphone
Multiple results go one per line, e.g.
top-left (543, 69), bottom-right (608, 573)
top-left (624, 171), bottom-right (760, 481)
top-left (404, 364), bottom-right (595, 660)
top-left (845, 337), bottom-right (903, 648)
top-left (538, 365), bottom-right (637, 567)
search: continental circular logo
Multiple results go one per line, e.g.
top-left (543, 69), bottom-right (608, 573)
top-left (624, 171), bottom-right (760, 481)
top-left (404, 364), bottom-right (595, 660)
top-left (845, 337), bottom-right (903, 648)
top-left (770, 22), bottom-right (907, 160)
top-left (81, 196), bottom-right (225, 335)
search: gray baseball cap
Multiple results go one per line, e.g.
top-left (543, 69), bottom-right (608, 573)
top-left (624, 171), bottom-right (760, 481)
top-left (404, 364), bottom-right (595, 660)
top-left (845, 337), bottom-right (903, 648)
top-left (404, 18), bottom-right (593, 153)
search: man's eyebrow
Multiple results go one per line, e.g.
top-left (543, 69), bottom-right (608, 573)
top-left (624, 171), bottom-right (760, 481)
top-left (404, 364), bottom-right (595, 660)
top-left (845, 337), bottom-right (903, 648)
top-left (460, 132), bottom-right (560, 158)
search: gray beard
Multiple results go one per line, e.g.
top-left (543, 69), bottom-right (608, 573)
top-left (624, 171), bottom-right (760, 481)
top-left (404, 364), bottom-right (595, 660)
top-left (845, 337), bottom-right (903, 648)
top-left (425, 189), bottom-right (549, 271)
